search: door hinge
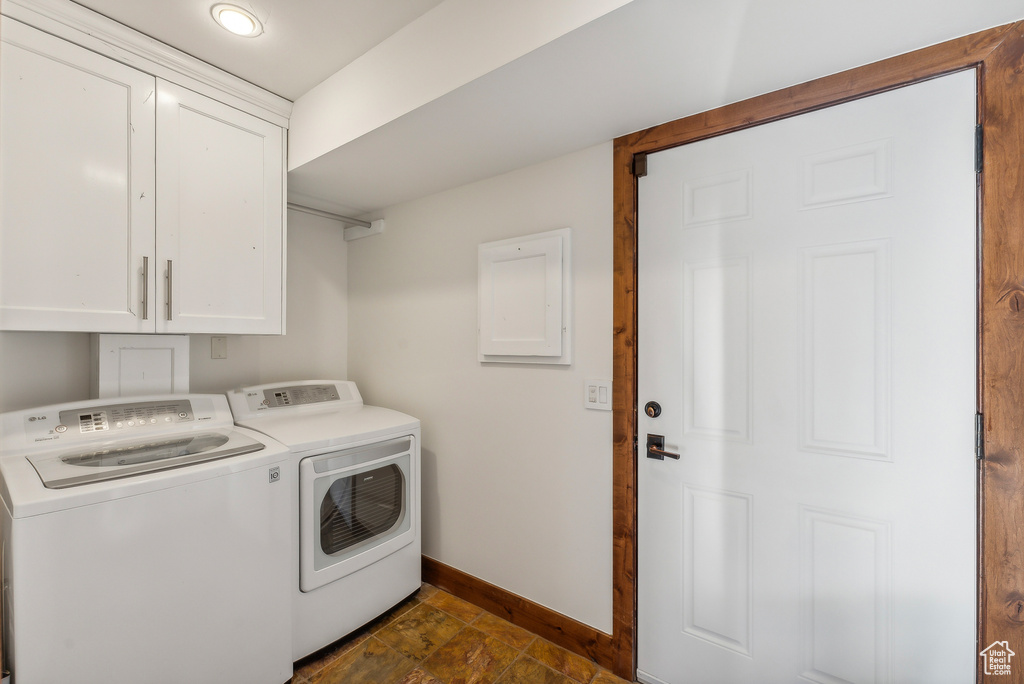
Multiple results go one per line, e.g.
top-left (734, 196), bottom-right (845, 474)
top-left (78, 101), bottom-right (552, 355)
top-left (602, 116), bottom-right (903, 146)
top-left (633, 407), bottom-right (639, 455)
top-left (975, 412), bottom-right (984, 460)
top-left (975, 125), bottom-right (983, 174)
top-left (633, 152), bottom-right (648, 178)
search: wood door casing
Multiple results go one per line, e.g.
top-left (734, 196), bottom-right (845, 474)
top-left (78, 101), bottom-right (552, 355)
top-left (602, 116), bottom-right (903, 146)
top-left (612, 20), bottom-right (1024, 683)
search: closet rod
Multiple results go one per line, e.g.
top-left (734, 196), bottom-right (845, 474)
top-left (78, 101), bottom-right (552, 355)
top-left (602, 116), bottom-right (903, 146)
top-left (287, 202), bottom-right (371, 229)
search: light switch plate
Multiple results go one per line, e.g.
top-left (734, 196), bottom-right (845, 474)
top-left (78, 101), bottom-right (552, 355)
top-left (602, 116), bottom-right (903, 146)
top-left (584, 379), bottom-right (612, 411)
top-left (211, 336), bottom-right (227, 359)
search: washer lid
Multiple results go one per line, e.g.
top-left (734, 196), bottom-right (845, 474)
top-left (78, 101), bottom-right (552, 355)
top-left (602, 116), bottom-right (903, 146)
top-left (28, 430), bottom-right (264, 489)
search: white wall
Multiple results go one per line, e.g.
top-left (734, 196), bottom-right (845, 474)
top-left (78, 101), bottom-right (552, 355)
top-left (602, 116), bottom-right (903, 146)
top-left (347, 142), bottom-right (614, 632)
top-left (189, 209), bottom-right (349, 393)
top-left (0, 208), bottom-right (348, 412)
top-left (0, 330), bottom-right (92, 411)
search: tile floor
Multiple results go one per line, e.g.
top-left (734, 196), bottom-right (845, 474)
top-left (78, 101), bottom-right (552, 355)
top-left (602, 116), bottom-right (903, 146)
top-left (289, 584), bottom-right (634, 684)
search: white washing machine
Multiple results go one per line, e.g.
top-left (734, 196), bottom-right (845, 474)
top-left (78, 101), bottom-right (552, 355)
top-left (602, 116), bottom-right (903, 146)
top-left (228, 380), bottom-right (421, 660)
top-left (0, 394), bottom-right (293, 684)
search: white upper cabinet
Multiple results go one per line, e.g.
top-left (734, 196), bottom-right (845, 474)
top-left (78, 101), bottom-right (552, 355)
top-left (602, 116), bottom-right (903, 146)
top-left (0, 17), bottom-right (287, 334)
top-left (0, 19), bottom-right (156, 333)
top-left (156, 81), bottom-right (284, 335)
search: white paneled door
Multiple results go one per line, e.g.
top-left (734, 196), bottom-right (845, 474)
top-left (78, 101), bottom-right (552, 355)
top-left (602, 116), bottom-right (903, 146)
top-left (637, 71), bottom-right (977, 684)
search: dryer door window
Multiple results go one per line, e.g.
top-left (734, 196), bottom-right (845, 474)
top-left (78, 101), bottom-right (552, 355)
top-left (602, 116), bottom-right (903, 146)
top-left (320, 463), bottom-right (404, 555)
top-left (300, 436), bottom-right (417, 590)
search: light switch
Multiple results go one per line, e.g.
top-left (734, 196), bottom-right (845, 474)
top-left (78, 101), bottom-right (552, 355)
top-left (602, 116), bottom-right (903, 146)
top-left (584, 379), bottom-right (612, 411)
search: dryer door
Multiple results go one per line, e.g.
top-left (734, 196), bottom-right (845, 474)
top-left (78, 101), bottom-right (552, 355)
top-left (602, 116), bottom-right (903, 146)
top-left (298, 436), bottom-right (416, 592)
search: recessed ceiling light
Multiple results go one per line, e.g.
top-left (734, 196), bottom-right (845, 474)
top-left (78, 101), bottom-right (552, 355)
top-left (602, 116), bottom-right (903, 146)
top-left (211, 4), bottom-right (263, 37)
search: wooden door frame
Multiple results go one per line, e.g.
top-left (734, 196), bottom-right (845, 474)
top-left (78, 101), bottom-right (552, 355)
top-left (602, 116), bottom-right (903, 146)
top-left (611, 20), bottom-right (1024, 681)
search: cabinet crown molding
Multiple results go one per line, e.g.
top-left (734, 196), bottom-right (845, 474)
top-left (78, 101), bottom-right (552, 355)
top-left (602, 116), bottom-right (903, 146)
top-left (1, 0), bottom-right (292, 127)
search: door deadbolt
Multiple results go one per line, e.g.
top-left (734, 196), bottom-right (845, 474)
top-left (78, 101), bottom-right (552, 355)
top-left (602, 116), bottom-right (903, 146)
top-left (645, 401), bottom-right (662, 418)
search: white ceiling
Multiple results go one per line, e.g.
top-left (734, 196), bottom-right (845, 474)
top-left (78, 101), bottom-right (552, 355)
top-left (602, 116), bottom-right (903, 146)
top-left (291, 0), bottom-right (1024, 216)
top-left (69, 0), bottom-right (447, 100)
top-left (66, 0), bottom-right (1024, 217)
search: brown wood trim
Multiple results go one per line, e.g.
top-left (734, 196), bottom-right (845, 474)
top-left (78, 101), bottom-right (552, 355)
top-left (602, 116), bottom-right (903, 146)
top-left (613, 19), bottom-right (1024, 683)
top-left (421, 556), bottom-right (615, 671)
top-left (616, 22), bottom-right (1015, 157)
top-left (979, 20), bottom-right (1024, 683)
top-left (610, 140), bottom-right (639, 680)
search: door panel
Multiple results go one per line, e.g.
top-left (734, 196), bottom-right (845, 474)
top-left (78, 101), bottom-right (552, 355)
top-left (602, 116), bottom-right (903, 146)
top-left (156, 80), bottom-right (284, 334)
top-left (637, 71), bottom-right (977, 684)
top-left (0, 19), bottom-right (155, 332)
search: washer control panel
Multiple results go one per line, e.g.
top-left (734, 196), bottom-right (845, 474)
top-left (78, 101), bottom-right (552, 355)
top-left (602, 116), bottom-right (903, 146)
top-left (23, 400), bottom-right (194, 443)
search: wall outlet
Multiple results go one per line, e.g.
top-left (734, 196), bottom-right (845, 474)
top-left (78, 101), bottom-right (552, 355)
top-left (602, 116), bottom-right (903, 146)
top-left (584, 379), bottom-right (612, 411)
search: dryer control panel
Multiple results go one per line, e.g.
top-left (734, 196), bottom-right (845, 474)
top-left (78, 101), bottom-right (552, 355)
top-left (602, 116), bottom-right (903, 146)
top-left (229, 380), bottom-right (363, 416)
top-left (265, 384), bottom-right (341, 408)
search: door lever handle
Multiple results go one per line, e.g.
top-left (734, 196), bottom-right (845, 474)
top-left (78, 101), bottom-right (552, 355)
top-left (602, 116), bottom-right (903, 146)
top-left (646, 434), bottom-right (680, 460)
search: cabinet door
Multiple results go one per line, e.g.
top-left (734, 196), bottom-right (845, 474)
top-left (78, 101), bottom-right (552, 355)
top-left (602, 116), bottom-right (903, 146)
top-left (156, 81), bottom-right (285, 335)
top-left (0, 19), bottom-right (156, 332)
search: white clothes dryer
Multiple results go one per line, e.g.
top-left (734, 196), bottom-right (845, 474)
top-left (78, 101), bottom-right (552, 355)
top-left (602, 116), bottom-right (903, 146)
top-left (228, 380), bottom-right (421, 660)
top-left (0, 394), bottom-right (293, 684)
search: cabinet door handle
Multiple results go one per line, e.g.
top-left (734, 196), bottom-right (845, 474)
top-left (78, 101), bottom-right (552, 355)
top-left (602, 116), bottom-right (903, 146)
top-left (141, 256), bottom-right (149, 320)
top-left (166, 259), bottom-right (173, 321)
